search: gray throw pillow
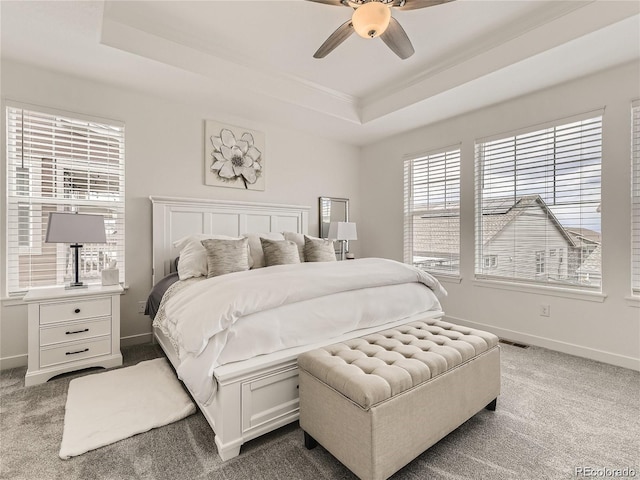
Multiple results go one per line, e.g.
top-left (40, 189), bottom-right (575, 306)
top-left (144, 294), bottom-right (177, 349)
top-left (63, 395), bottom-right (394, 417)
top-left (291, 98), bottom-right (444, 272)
top-left (303, 236), bottom-right (337, 262)
top-left (201, 238), bottom-right (250, 278)
top-left (260, 238), bottom-right (301, 266)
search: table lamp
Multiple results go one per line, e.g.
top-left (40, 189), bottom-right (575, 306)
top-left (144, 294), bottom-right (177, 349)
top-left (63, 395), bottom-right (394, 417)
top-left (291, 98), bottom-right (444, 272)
top-left (328, 221), bottom-right (357, 261)
top-left (45, 212), bottom-right (107, 288)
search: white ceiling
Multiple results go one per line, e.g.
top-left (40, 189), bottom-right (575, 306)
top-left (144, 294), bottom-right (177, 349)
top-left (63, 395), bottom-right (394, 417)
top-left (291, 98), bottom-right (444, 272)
top-left (1, 1), bottom-right (639, 146)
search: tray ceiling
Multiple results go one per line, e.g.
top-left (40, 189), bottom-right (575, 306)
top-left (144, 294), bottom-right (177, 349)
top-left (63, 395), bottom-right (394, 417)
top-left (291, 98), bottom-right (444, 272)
top-left (1, 1), bottom-right (638, 145)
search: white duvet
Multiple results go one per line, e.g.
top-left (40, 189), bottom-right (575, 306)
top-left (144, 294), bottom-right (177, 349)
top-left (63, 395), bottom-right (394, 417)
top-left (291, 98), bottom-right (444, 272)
top-left (154, 258), bottom-right (446, 404)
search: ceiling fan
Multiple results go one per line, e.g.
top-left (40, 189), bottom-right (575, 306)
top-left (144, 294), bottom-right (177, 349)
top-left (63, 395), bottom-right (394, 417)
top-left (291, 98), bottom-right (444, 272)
top-left (308, 0), bottom-right (453, 60)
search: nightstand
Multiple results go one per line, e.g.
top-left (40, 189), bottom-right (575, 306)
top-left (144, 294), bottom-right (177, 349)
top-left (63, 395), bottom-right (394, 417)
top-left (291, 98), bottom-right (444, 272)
top-left (23, 284), bottom-right (123, 386)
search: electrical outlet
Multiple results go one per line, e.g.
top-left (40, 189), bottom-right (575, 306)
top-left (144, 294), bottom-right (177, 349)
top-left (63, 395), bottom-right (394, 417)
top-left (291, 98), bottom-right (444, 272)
top-left (539, 304), bottom-right (550, 317)
top-left (137, 301), bottom-right (146, 314)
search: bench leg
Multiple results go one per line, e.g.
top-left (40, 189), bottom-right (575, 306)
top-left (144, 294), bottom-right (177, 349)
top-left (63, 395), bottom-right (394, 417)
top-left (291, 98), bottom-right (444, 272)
top-left (485, 398), bottom-right (497, 411)
top-left (304, 431), bottom-right (318, 450)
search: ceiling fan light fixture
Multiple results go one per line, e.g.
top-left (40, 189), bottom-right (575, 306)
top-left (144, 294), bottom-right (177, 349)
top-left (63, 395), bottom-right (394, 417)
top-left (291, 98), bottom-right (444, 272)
top-left (351, 2), bottom-right (391, 39)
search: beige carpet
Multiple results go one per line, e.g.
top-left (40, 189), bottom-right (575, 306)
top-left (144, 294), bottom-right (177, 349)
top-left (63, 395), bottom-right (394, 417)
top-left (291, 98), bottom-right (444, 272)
top-left (59, 357), bottom-right (196, 459)
top-left (1, 343), bottom-right (638, 479)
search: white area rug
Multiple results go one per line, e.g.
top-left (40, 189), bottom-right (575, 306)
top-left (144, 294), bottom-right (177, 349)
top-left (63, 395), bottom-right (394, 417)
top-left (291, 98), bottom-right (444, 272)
top-left (59, 358), bottom-right (196, 459)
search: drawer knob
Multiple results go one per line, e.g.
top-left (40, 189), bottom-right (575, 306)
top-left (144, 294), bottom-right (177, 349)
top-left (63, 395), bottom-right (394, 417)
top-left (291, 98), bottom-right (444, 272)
top-left (74, 308), bottom-right (81, 314)
top-left (66, 348), bottom-right (89, 356)
top-left (66, 328), bottom-right (89, 335)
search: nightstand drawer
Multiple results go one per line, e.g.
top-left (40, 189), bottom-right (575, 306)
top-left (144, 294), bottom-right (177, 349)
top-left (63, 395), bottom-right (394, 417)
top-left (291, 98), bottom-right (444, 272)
top-left (40, 318), bottom-right (112, 347)
top-left (40, 336), bottom-right (111, 368)
top-left (40, 297), bottom-right (111, 325)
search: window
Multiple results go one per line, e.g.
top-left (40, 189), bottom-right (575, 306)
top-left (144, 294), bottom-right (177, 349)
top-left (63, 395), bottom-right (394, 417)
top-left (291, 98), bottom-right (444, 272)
top-left (16, 167), bottom-right (32, 249)
top-left (484, 255), bottom-right (498, 269)
top-left (535, 251), bottom-right (545, 275)
top-left (404, 147), bottom-right (460, 275)
top-left (6, 105), bottom-right (125, 295)
top-left (633, 101), bottom-right (640, 294)
top-left (475, 113), bottom-right (602, 290)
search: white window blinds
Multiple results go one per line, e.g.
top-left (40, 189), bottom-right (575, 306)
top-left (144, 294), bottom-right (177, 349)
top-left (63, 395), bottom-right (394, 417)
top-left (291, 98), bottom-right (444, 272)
top-left (632, 101), bottom-right (640, 294)
top-left (404, 147), bottom-right (460, 275)
top-left (475, 113), bottom-right (602, 290)
top-left (6, 105), bottom-right (125, 295)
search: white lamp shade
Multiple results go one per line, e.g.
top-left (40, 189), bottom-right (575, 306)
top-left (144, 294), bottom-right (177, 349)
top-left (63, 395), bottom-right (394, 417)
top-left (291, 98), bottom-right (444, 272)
top-left (328, 222), bottom-right (358, 241)
top-left (46, 213), bottom-right (107, 244)
top-left (352, 2), bottom-right (391, 39)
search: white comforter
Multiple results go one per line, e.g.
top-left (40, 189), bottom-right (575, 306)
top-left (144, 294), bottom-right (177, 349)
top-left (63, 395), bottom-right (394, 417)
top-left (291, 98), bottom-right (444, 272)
top-left (154, 258), bottom-right (446, 404)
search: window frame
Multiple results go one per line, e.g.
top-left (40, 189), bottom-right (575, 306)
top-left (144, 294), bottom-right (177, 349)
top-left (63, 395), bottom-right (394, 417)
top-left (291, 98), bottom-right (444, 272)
top-left (632, 100), bottom-right (640, 296)
top-left (5, 102), bottom-right (125, 296)
top-left (483, 255), bottom-right (498, 269)
top-left (403, 145), bottom-right (461, 277)
top-left (475, 110), bottom-right (603, 292)
top-left (15, 166), bottom-right (43, 255)
top-left (535, 250), bottom-right (546, 275)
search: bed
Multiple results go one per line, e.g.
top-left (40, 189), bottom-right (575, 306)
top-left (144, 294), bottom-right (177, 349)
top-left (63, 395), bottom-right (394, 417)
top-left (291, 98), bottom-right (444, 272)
top-left (148, 196), bottom-right (446, 461)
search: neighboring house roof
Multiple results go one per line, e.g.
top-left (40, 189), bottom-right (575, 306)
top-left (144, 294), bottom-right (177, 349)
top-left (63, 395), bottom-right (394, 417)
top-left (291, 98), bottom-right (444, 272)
top-left (481, 195), bottom-right (577, 247)
top-left (413, 195), bottom-right (577, 256)
top-left (566, 228), bottom-right (601, 246)
top-left (412, 216), bottom-right (459, 256)
top-left (576, 244), bottom-right (601, 275)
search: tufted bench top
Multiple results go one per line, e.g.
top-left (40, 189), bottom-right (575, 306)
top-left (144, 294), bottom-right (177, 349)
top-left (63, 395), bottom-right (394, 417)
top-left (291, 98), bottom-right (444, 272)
top-left (297, 319), bottom-right (499, 410)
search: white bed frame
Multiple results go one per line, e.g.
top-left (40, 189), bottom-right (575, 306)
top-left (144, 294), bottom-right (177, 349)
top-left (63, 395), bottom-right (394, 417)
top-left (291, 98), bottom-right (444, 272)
top-left (150, 196), bottom-right (443, 461)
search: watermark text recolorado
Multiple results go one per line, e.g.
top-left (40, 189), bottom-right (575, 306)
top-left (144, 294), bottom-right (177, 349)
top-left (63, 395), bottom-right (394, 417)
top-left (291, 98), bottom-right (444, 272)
top-left (575, 467), bottom-right (636, 477)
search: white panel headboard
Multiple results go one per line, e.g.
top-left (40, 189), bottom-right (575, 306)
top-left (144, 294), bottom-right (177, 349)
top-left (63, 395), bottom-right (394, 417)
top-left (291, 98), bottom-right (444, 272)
top-left (150, 196), bottom-right (310, 284)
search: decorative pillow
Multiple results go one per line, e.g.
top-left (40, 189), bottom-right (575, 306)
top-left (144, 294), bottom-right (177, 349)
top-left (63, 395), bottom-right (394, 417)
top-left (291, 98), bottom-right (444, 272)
top-left (282, 232), bottom-right (305, 261)
top-left (175, 240), bottom-right (208, 280)
top-left (173, 234), bottom-right (247, 280)
top-left (303, 235), bottom-right (337, 262)
top-left (282, 232), bottom-right (328, 262)
top-left (243, 233), bottom-right (285, 268)
top-left (201, 238), bottom-right (250, 278)
top-left (260, 238), bottom-right (301, 266)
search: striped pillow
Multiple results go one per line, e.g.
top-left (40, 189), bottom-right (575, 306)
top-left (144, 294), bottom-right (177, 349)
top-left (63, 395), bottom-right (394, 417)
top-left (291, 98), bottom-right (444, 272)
top-left (303, 236), bottom-right (336, 262)
top-left (260, 238), bottom-right (301, 266)
top-left (201, 238), bottom-right (250, 278)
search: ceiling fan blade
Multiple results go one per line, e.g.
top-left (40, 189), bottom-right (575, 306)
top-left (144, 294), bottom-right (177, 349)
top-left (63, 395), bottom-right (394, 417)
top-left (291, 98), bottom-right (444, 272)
top-left (380, 17), bottom-right (415, 59)
top-left (305, 0), bottom-right (348, 6)
top-left (313, 20), bottom-right (355, 58)
top-left (393, 0), bottom-right (454, 11)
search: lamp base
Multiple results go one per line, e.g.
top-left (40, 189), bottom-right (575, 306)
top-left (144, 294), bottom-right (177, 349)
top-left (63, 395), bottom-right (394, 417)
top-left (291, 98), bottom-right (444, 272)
top-left (67, 243), bottom-right (86, 290)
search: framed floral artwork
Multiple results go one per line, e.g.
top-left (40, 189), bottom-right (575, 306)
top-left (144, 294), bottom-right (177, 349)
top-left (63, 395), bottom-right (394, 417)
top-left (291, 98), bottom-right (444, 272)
top-left (204, 120), bottom-right (265, 190)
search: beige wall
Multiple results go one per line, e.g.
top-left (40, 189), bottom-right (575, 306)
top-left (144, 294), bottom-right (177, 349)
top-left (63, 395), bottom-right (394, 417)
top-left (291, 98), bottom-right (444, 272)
top-left (0, 61), bottom-right (361, 368)
top-left (360, 61), bottom-right (640, 369)
top-left (3, 59), bottom-right (639, 371)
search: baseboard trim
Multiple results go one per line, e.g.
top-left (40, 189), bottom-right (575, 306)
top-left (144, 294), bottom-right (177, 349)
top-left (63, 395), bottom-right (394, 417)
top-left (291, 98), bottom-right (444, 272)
top-left (0, 353), bottom-right (28, 370)
top-left (120, 332), bottom-right (153, 347)
top-left (444, 315), bottom-right (640, 371)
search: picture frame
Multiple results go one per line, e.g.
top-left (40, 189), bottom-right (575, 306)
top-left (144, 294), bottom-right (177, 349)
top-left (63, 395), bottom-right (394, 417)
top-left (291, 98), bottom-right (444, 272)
top-left (204, 120), bottom-right (265, 190)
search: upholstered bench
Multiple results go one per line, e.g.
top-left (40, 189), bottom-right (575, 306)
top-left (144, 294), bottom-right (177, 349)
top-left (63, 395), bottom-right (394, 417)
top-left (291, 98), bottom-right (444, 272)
top-left (298, 318), bottom-right (500, 480)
